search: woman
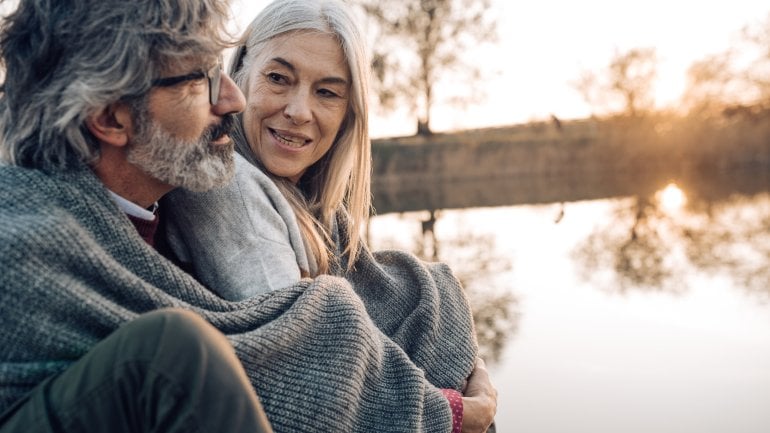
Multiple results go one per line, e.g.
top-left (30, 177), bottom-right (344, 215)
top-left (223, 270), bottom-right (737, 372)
top-left (163, 0), bottom-right (370, 296)
top-left (162, 1), bottom-right (496, 431)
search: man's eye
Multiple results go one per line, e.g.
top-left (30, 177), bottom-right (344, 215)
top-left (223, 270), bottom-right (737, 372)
top-left (266, 72), bottom-right (287, 84)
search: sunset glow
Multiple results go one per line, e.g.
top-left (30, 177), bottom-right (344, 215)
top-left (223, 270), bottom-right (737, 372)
top-left (657, 182), bottom-right (687, 213)
top-left (229, 0), bottom-right (770, 137)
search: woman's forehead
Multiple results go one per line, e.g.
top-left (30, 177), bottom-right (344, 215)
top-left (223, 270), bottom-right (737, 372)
top-left (258, 32), bottom-right (348, 74)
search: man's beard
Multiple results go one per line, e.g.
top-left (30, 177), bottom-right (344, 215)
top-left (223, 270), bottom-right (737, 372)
top-left (127, 108), bottom-right (236, 192)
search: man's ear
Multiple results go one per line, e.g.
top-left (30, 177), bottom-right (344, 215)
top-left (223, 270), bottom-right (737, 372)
top-left (85, 102), bottom-right (133, 148)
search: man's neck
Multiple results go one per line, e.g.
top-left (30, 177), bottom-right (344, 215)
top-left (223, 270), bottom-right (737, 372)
top-left (107, 190), bottom-right (159, 247)
top-left (91, 147), bottom-right (172, 208)
top-left (108, 191), bottom-right (157, 220)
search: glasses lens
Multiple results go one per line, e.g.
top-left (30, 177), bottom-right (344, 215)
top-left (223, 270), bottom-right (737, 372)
top-left (209, 61), bottom-right (222, 105)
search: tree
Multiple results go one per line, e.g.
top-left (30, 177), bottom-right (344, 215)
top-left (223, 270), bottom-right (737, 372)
top-left (356, 0), bottom-right (497, 134)
top-left (572, 47), bottom-right (658, 117)
top-left (680, 12), bottom-right (770, 119)
top-left (681, 52), bottom-right (738, 116)
top-left (741, 12), bottom-right (770, 106)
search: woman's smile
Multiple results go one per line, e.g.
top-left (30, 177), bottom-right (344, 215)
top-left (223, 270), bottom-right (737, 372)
top-left (243, 30), bottom-right (350, 184)
top-left (269, 128), bottom-right (311, 150)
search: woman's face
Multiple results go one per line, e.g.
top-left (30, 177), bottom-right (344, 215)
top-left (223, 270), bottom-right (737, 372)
top-left (243, 31), bottom-right (350, 184)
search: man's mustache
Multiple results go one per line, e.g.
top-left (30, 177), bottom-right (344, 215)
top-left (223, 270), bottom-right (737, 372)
top-left (208, 114), bottom-right (237, 141)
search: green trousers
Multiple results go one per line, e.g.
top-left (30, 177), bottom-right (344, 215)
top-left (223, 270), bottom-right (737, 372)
top-left (0, 309), bottom-right (273, 433)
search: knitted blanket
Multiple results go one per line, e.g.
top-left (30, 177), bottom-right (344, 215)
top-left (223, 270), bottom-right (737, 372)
top-left (0, 163), bottom-right (478, 432)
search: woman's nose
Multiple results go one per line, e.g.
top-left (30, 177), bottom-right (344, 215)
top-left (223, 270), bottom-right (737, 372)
top-left (283, 88), bottom-right (312, 125)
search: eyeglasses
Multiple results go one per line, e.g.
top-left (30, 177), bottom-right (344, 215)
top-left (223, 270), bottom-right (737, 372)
top-left (151, 59), bottom-right (222, 105)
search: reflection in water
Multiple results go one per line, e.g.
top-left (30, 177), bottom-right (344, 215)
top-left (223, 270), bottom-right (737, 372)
top-left (573, 181), bottom-right (770, 302)
top-left (418, 210), bottom-right (439, 261)
top-left (372, 174), bottom-right (770, 363)
top-left (682, 194), bottom-right (770, 301)
top-left (370, 212), bottom-right (520, 364)
top-left (572, 194), bottom-right (687, 293)
top-left (657, 182), bottom-right (686, 212)
top-left (371, 169), bottom-right (770, 432)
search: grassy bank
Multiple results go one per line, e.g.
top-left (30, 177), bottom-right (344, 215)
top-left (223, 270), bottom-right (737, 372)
top-left (371, 113), bottom-right (770, 183)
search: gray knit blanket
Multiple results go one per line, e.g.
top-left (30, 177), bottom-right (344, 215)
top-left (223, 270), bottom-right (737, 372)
top-left (0, 163), bottom-right (478, 432)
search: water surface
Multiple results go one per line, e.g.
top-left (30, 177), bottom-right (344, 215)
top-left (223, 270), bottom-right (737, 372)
top-left (368, 172), bottom-right (770, 433)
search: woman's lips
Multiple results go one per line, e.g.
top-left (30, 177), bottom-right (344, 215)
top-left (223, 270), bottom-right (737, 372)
top-left (270, 128), bottom-right (310, 149)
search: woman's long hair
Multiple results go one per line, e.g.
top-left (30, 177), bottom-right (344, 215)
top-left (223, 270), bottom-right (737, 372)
top-left (229, 0), bottom-right (372, 274)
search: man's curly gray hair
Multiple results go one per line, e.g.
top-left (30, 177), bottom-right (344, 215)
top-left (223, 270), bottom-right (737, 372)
top-left (0, 0), bottom-right (234, 168)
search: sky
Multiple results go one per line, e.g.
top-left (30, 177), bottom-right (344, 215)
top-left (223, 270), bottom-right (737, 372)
top-left (0, 0), bottom-right (763, 137)
top-left (230, 0), bottom-right (770, 138)
top-left (0, 0), bottom-right (764, 136)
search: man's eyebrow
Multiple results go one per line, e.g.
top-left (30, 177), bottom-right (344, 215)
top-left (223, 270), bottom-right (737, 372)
top-left (270, 57), bottom-right (349, 86)
top-left (271, 57), bottom-right (295, 72)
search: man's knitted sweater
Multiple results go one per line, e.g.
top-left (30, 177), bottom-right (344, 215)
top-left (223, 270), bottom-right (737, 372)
top-left (0, 163), bottom-right (477, 432)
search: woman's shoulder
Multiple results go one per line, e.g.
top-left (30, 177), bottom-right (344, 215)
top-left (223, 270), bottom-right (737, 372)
top-left (234, 152), bottom-right (286, 196)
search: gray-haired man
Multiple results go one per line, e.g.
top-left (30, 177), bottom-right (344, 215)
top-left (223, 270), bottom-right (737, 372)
top-left (0, 0), bottom-right (269, 431)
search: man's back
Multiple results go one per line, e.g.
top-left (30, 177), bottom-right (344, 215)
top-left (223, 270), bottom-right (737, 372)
top-left (0, 163), bottom-right (147, 411)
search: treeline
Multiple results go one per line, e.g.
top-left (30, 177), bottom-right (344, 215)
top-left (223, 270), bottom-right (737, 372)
top-left (371, 112), bottom-right (770, 183)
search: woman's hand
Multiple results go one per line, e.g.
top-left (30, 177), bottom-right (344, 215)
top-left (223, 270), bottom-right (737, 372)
top-left (461, 358), bottom-right (498, 433)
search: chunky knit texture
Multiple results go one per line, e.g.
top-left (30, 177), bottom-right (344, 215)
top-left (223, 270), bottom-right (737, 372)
top-left (0, 163), bottom-right (478, 432)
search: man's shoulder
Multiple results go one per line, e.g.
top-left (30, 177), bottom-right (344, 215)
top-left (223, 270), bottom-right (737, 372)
top-left (0, 169), bottom-right (63, 269)
top-left (0, 164), bottom-right (105, 240)
top-left (0, 163), bottom-right (37, 182)
top-left (0, 163), bottom-right (103, 201)
top-left (0, 165), bottom-right (50, 211)
top-left (0, 165), bottom-right (68, 230)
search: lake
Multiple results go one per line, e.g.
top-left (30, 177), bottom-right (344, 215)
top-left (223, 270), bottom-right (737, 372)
top-left (367, 169), bottom-right (770, 433)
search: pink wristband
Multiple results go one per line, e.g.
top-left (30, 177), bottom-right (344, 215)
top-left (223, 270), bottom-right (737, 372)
top-left (441, 388), bottom-right (463, 433)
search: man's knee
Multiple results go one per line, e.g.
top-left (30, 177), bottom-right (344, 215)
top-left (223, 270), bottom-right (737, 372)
top-left (127, 308), bottom-right (217, 343)
top-left (123, 308), bottom-right (240, 375)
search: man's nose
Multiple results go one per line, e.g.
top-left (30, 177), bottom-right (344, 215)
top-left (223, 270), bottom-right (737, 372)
top-left (213, 73), bottom-right (246, 115)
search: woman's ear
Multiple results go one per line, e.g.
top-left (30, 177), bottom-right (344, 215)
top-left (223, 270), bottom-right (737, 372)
top-left (85, 102), bottom-right (133, 148)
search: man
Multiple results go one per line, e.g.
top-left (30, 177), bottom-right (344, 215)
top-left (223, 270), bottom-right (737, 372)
top-left (0, 0), bottom-right (496, 432)
top-left (0, 0), bottom-right (271, 431)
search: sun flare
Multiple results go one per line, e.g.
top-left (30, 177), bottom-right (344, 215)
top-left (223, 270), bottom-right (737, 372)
top-left (657, 182), bottom-right (687, 212)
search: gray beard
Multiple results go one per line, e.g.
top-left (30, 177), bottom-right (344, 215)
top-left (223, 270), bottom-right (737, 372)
top-left (127, 117), bottom-right (235, 192)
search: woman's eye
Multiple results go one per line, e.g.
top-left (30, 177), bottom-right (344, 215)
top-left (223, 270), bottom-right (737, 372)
top-left (318, 88), bottom-right (340, 98)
